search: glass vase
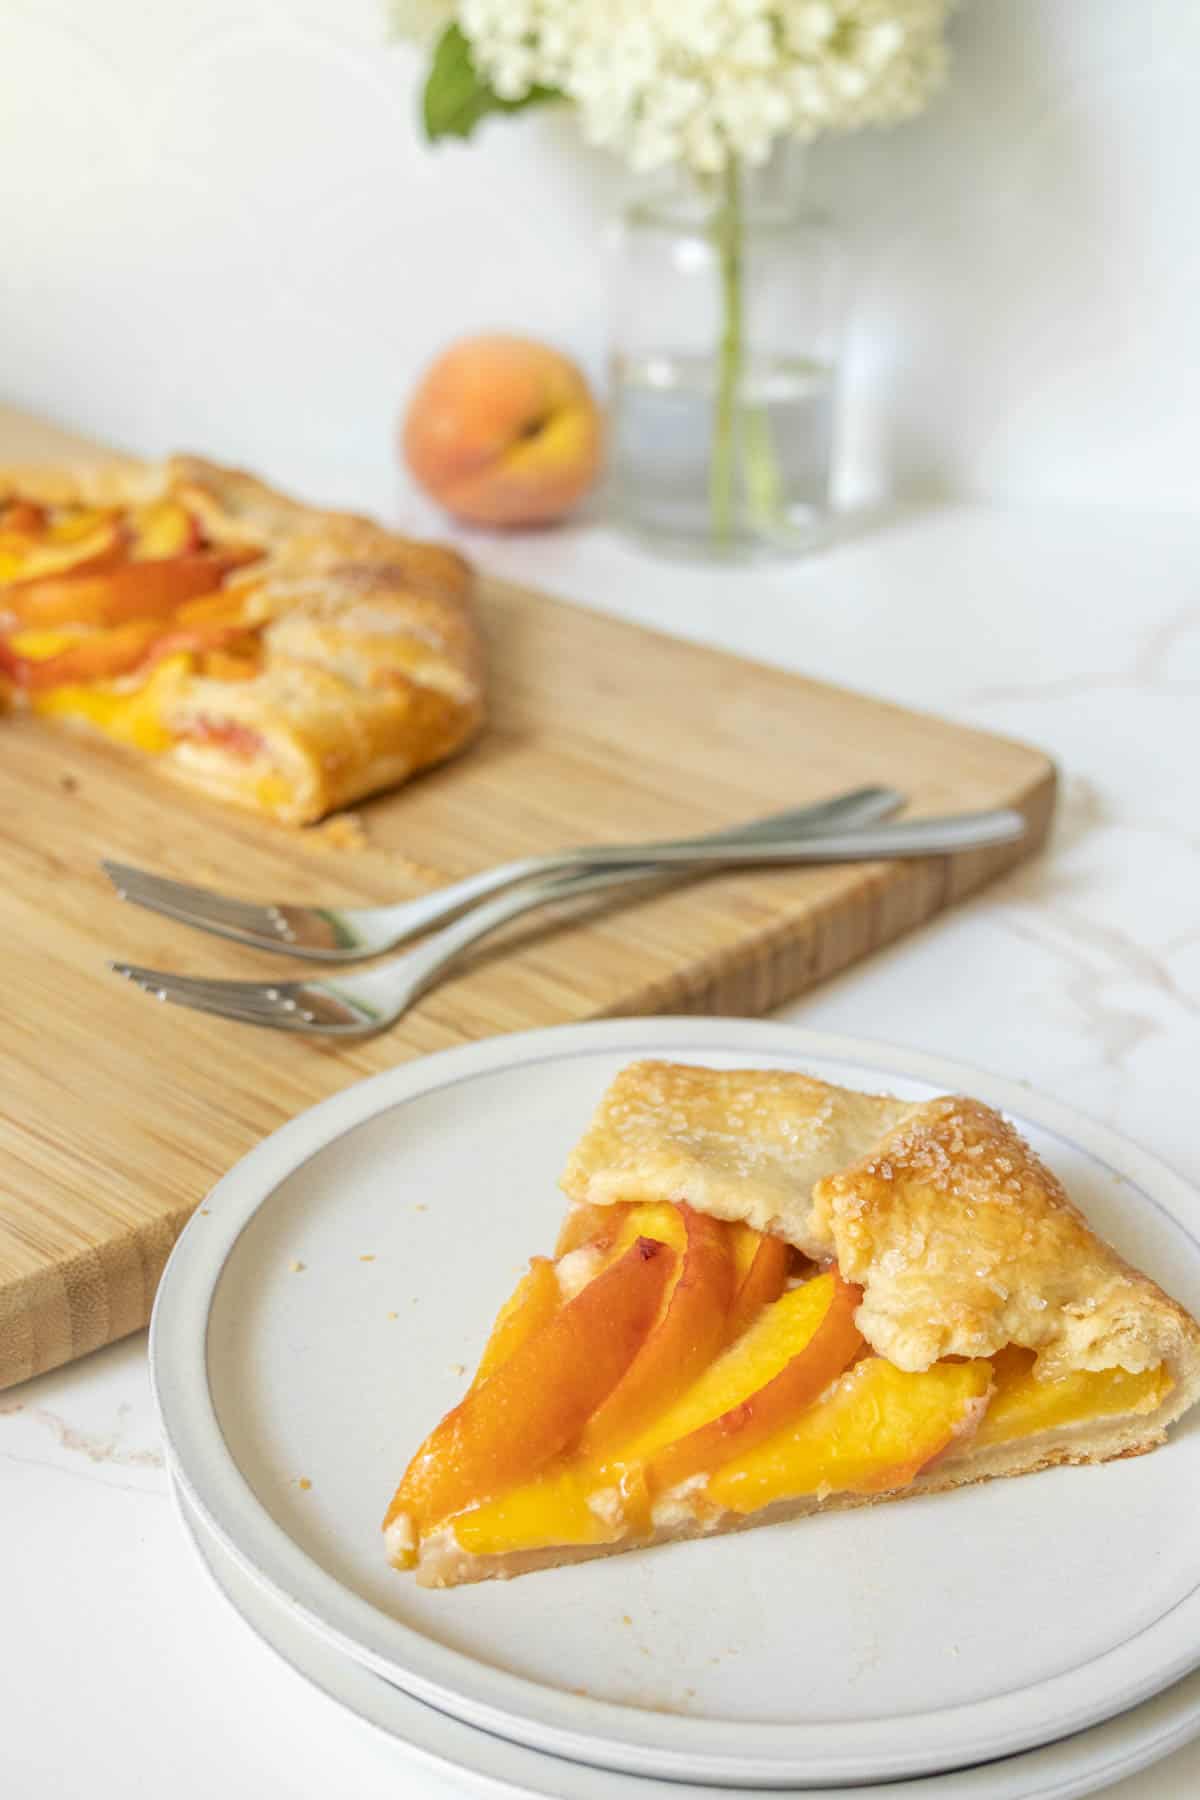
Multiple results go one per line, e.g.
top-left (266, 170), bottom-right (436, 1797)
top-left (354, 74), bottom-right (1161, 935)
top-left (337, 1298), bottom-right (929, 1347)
top-left (608, 151), bottom-right (844, 560)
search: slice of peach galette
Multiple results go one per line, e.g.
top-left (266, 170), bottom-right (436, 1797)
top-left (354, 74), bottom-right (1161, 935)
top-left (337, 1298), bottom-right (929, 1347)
top-left (384, 1062), bottom-right (1200, 1587)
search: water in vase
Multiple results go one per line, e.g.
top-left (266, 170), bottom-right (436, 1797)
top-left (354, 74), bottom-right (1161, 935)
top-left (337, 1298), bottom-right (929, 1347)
top-left (609, 351), bottom-right (835, 554)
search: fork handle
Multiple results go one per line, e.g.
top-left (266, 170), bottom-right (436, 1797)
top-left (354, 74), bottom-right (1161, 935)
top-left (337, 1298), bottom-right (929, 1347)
top-left (346, 806), bottom-right (1025, 1015)
top-left (364, 785), bottom-right (903, 950)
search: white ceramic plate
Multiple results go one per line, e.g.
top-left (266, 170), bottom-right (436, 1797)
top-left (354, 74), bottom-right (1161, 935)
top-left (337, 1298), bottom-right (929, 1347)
top-left (152, 1020), bottom-right (1200, 1789)
top-left (172, 1468), bottom-right (1200, 1800)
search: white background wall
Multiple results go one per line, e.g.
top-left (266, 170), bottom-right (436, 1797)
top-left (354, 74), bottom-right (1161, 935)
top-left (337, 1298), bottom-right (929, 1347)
top-left (3, 0), bottom-right (1197, 519)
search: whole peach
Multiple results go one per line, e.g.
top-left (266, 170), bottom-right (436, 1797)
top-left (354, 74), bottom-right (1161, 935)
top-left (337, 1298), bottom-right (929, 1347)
top-left (402, 334), bottom-right (602, 527)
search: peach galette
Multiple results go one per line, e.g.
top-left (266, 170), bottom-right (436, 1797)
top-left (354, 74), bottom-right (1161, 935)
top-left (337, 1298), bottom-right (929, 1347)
top-left (0, 458), bottom-right (483, 822)
top-left (384, 1062), bottom-right (1200, 1588)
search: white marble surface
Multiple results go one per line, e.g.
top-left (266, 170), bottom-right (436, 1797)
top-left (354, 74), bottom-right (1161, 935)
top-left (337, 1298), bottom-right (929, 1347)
top-left (4, 502), bottom-right (1199, 1798)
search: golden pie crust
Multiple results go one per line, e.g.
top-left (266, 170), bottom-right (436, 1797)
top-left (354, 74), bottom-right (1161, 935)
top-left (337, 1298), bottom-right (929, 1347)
top-left (0, 456), bottom-right (484, 823)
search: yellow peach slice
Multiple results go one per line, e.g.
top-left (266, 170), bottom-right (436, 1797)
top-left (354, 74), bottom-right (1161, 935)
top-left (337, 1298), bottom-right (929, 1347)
top-left (973, 1345), bottom-right (1171, 1449)
top-left (709, 1356), bottom-right (993, 1513)
top-left (645, 1272), bottom-right (862, 1494)
top-left (453, 1462), bottom-right (624, 1557)
top-left (609, 1202), bottom-right (688, 1258)
top-left (554, 1201), bottom-right (628, 1258)
top-left (0, 516), bottom-right (125, 591)
top-left (618, 1272), bottom-right (842, 1469)
top-left (128, 499), bottom-right (201, 560)
top-left (31, 652), bottom-right (194, 753)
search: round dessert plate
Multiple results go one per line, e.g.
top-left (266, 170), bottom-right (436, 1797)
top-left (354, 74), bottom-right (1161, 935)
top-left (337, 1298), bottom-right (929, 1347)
top-left (172, 1468), bottom-right (1200, 1800)
top-left (152, 1019), bottom-right (1200, 1788)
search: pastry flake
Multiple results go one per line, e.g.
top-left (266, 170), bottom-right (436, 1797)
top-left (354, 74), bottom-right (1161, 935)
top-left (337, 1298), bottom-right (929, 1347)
top-left (384, 1062), bottom-right (1200, 1587)
top-left (0, 457), bottom-right (484, 823)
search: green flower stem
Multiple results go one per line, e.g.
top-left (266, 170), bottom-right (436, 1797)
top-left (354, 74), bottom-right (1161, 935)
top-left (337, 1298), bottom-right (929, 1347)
top-left (709, 157), bottom-right (743, 547)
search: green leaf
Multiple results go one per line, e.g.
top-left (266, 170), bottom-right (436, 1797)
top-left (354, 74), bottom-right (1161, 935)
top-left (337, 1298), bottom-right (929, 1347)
top-left (422, 23), bottom-right (560, 143)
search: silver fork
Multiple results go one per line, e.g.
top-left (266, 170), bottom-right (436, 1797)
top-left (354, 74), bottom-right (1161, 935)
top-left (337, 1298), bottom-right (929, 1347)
top-left (110, 806), bottom-right (1025, 1037)
top-left (102, 783), bottom-right (905, 963)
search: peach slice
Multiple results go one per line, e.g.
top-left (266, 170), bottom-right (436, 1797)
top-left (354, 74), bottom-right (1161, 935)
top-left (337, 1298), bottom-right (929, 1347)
top-left (174, 590), bottom-right (256, 629)
top-left (129, 499), bottom-right (201, 560)
top-left (5, 620), bottom-right (165, 690)
top-left (384, 1236), bottom-right (674, 1532)
top-left (554, 1201), bottom-right (629, 1259)
top-left (644, 1271), bottom-right (862, 1494)
top-left (614, 1273), bottom-right (839, 1470)
top-left (972, 1345), bottom-right (1172, 1450)
top-left (725, 1234), bottom-right (791, 1344)
top-left (608, 1202), bottom-right (687, 1258)
top-left (470, 1257), bottom-right (561, 1389)
top-left (0, 517), bottom-right (125, 593)
top-left (452, 1461), bottom-right (623, 1558)
top-left (143, 617), bottom-right (257, 671)
top-left (44, 505), bottom-right (119, 544)
top-left (30, 649), bottom-right (196, 754)
top-left (442, 1271), bottom-right (851, 1558)
top-left (578, 1205), bottom-right (734, 1458)
top-left (555, 1201), bottom-right (687, 1297)
top-left (5, 551), bottom-right (246, 631)
top-left (0, 500), bottom-right (46, 535)
top-left (709, 1355), bottom-right (993, 1513)
top-left (196, 650), bottom-right (261, 684)
top-left (4, 612), bottom-right (256, 694)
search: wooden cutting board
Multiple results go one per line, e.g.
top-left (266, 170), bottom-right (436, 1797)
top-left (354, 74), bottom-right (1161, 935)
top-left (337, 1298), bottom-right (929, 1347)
top-left (0, 410), bottom-right (1056, 1389)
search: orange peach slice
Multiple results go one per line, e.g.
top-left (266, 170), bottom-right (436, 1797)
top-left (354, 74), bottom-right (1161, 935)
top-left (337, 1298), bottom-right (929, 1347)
top-left (725, 1234), bottom-right (791, 1344)
top-left (709, 1355), bottom-right (993, 1513)
top-left (645, 1271), bottom-right (862, 1494)
top-left (579, 1206), bottom-right (734, 1458)
top-left (174, 590), bottom-right (255, 629)
top-left (470, 1257), bottom-right (561, 1390)
top-left (384, 1236), bottom-right (674, 1531)
top-left (0, 500), bottom-right (46, 535)
top-left (5, 613), bottom-right (255, 693)
top-left (5, 550), bottom-right (244, 631)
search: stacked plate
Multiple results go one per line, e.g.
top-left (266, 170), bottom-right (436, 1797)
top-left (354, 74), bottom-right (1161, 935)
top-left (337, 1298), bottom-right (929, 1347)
top-left (153, 1020), bottom-right (1200, 1800)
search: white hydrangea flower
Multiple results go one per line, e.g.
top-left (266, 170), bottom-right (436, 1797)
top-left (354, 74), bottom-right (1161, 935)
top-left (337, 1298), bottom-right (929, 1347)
top-left (456, 0), bottom-right (951, 173)
top-left (386, 0), bottom-right (456, 43)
